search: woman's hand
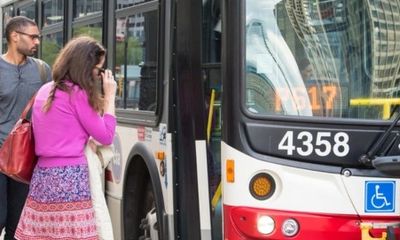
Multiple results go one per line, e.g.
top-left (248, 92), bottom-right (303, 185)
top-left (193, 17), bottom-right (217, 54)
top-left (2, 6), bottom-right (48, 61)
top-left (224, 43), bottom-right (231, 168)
top-left (101, 69), bottom-right (117, 99)
top-left (100, 69), bottom-right (116, 115)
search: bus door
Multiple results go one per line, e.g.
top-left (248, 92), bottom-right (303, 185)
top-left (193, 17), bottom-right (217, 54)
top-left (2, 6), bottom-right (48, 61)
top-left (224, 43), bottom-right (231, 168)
top-left (202, 0), bottom-right (223, 238)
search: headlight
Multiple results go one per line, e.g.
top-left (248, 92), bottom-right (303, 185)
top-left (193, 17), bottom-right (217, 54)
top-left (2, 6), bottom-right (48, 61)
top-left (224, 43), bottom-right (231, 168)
top-left (257, 215), bottom-right (275, 234)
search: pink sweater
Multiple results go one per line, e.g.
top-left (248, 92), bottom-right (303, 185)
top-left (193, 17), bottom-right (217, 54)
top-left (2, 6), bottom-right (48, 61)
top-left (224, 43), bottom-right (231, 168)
top-left (32, 81), bottom-right (116, 167)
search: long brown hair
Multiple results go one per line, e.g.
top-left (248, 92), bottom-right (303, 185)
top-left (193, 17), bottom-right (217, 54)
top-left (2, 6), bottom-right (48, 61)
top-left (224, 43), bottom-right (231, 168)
top-left (44, 36), bottom-right (106, 112)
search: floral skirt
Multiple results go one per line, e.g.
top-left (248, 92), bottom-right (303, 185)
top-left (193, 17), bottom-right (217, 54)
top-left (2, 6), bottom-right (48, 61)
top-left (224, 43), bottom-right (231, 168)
top-left (15, 164), bottom-right (98, 240)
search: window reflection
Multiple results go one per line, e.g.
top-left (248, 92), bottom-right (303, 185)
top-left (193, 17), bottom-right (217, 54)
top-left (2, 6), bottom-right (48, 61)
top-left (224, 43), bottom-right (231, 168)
top-left (43, 0), bottom-right (64, 27)
top-left (202, 0), bottom-right (221, 63)
top-left (246, 13), bottom-right (312, 116)
top-left (2, 5), bottom-right (13, 53)
top-left (73, 0), bottom-right (103, 18)
top-left (246, 0), bottom-right (400, 120)
top-left (115, 10), bottom-right (158, 111)
top-left (41, 32), bottom-right (63, 67)
top-left (116, 0), bottom-right (152, 9)
top-left (72, 22), bottom-right (103, 42)
top-left (19, 4), bottom-right (36, 20)
top-left (2, 5), bottom-right (13, 29)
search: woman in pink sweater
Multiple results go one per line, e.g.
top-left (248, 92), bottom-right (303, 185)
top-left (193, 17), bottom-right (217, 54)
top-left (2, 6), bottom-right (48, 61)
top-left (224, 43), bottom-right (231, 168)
top-left (15, 36), bottom-right (116, 240)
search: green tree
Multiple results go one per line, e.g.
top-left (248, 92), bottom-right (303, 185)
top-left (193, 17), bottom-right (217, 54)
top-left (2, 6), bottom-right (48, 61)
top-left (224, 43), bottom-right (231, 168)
top-left (41, 38), bottom-right (61, 67)
top-left (115, 36), bottom-right (143, 66)
top-left (73, 26), bottom-right (102, 42)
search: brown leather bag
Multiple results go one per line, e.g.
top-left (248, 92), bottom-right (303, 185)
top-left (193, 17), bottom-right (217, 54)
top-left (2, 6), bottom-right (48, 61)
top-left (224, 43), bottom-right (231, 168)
top-left (0, 95), bottom-right (37, 184)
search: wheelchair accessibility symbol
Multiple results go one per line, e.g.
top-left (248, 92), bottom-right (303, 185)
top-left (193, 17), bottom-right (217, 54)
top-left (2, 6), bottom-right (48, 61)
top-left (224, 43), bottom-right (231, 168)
top-left (365, 181), bottom-right (395, 213)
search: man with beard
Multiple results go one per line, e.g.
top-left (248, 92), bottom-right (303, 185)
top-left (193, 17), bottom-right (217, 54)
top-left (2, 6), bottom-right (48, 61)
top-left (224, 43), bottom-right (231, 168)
top-left (0, 16), bottom-right (51, 240)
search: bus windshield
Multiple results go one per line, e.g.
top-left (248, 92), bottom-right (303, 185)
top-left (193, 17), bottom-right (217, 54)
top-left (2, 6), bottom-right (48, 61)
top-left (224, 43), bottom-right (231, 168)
top-left (245, 0), bottom-right (400, 120)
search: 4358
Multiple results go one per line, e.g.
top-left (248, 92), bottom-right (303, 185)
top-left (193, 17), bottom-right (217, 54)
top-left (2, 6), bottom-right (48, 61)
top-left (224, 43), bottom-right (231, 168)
top-left (278, 131), bottom-right (350, 157)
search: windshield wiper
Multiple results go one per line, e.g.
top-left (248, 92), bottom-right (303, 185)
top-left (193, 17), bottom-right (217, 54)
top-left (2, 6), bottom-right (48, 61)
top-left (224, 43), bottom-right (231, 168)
top-left (359, 107), bottom-right (400, 176)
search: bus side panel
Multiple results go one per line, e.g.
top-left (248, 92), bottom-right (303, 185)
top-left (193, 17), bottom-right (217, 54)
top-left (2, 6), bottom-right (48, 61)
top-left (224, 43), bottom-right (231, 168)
top-left (106, 195), bottom-right (123, 240)
top-left (105, 125), bottom-right (174, 239)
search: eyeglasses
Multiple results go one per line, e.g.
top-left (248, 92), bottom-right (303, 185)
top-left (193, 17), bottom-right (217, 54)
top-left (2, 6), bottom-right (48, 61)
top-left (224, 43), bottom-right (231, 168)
top-left (95, 67), bottom-right (105, 76)
top-left (15, 31), bottom-right (42, 40)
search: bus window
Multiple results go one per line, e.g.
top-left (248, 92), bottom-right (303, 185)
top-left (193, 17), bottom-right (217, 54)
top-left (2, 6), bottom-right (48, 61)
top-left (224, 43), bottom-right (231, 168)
top-left (115, 7), bottom-right (158, 111)
top-left (73, 0), bottom-right (103, 18)
top-left (42, 0), bottom-right (64, 27)
top-left (2, 4), bottom-right (14, 53)
top-left (116, 0), bottom-right (152, 9)
top-left (41, 0), bottom-right (64, 66)
top-left (18, 2), bottom-right (36, 21)
top-left (72, 22), bottom-right (103, 42)
top-left (245, 0), bottom-right (400, 120)
top-left (72, 1), bottom-right (103, 42)
top-left (41, 32), bottom-right (63, 66)
top-left (2, 4), bottom-right (13, 30)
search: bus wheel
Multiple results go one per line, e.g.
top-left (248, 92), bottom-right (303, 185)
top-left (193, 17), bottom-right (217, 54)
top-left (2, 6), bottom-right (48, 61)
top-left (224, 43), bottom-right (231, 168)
top-left (124, 159), bottom-right (157, 239)
top-left (139, 207), bottom-right (158, 240)
top-left (138, 179), bottom-right (157, 240)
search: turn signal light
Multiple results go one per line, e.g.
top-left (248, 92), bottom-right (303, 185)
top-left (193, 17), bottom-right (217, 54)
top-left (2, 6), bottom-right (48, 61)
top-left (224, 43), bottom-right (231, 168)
top-left (249, 173), bottom-right (275, 200)
top-left (226, 159), bottom-right (235, 183)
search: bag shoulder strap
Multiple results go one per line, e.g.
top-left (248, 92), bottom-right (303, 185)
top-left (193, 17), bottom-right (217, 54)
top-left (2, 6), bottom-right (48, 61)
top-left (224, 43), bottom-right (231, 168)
top-left (22, 58), bottom-right (48, 119)
top-left (20, 94), bottom-right (36, 119)
top-left (31, 57), bottom-right (47, 83)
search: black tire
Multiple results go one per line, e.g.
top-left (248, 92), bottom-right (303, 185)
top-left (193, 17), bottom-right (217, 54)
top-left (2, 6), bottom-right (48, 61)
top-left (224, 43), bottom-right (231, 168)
top-left (123, 158), bottom-right (155, 240)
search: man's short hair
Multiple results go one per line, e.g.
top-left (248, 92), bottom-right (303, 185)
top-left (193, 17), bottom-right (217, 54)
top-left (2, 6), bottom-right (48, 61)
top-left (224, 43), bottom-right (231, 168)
top-left (5, 16), bottom-right (37, 42)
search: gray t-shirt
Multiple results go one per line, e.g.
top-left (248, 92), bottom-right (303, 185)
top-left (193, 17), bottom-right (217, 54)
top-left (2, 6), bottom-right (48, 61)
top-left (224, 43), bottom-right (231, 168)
top-left (0, 56), bottom-right (51, 145)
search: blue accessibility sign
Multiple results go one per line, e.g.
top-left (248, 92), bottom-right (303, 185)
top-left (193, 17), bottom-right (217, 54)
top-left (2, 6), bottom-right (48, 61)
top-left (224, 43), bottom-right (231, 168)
top-left (365, 181), bottom-right (395, 213)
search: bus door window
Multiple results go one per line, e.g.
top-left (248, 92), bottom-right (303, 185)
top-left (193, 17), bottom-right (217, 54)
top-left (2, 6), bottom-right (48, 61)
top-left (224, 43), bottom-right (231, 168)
top-left (202, 0), bottom-right (221, 63)
top-left (203, 0), bottom-right (222, 239)
top-left (202, 0), bottom-right (222, 182)
top-left (202, 66), bottom-right (222, 187)
top-left (202, 64), bottom-right (222, 240)
top-left (114, 6), bottom-right (158, 111)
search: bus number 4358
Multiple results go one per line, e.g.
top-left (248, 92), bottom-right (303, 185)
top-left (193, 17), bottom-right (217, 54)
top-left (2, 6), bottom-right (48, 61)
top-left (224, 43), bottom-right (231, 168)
top-left (278, 131), bottom-right (350, 157)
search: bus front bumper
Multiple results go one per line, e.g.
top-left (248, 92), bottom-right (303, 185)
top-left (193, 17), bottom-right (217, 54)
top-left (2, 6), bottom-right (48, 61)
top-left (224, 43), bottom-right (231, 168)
top-left (223, 205), bottom-right (400, 240)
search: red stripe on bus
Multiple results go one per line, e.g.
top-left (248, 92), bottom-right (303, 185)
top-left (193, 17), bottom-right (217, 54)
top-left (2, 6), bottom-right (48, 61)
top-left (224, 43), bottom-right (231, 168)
top-left (224, 205), bottom-right (400, 239)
